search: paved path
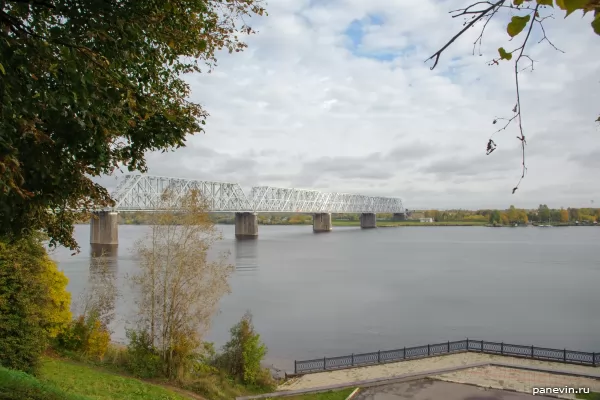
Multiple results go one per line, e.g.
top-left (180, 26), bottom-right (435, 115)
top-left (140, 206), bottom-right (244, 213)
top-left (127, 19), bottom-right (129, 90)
top-left (435, 365), bottom-right (600, 399)
top-left (354, 379), bottom-right (556, 400)
top-left (279, 353), bottom-right (600, 391)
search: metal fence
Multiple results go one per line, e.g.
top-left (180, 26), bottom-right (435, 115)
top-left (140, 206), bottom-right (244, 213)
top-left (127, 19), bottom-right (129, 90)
top-left (294, 339), bottom-right (600, 374)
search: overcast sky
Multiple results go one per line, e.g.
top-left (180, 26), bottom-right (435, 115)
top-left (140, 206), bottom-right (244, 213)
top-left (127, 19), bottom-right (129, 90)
top-left (99, 0), bottom-right (600, 210)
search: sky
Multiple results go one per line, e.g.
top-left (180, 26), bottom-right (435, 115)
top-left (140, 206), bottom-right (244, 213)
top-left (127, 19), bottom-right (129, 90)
top-left (98, 0), bottom-right (600, 210)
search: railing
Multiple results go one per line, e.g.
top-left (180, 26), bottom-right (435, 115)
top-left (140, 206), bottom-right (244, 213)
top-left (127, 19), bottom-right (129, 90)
top-left (293, 339), bottom-right (600, 374)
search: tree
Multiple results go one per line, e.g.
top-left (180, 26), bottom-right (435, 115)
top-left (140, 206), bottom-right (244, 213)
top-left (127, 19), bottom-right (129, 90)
top-left (131, 189), bottom-right (233, 379)
top-left (429, 0), bottom-right (599, 192)
top-left (0, 233), bottom-right (71, 373)
top-left (219, 312), bottom-right (268, 385)
top-left (489, 209), bottom-right (502, 224)
top-left (538, 204), bottom-right (551, 222)
top-left (0, 0), bottom-right (266, 250)
top-left (507, 205), bottom-right (518, 223)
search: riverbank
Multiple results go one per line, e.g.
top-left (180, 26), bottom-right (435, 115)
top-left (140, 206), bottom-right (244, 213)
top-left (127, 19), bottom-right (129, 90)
top-left (209, 221), bottom-right (487, 227)
top-left (279, 353), bottom-right (600, 396)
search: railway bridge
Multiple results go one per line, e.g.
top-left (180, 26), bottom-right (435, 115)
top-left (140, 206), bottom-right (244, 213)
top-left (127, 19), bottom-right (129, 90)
top-left (90, 175), bottom-right (406, 245)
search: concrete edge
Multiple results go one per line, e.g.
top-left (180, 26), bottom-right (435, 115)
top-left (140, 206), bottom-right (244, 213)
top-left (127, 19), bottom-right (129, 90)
top-left (289, 350), bottom-right (470, 377)
top-left (487, 362), bottom-right (600, 380)
top-left (237, 361), bottom-right (600, 399)
top-left (344, 387), bottom-right (360, 400)
top-left (234, 362), bottom-right (490, 400)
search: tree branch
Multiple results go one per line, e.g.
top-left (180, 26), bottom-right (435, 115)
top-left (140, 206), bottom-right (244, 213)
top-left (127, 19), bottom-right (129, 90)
top-left (510, 4), bottom-right (539, 194)
top-left (536, 15), bottom-right (565, 53)
top-left (426, 0), bottom-right (505, 70)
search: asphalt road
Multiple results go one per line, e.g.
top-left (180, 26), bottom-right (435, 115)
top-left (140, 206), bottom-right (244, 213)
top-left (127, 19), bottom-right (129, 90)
top-left (353, 379), bottom-right (557, 400)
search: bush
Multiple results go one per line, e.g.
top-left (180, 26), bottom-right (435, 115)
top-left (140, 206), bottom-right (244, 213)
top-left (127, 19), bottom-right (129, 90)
top-left (218, 312), bottom-right (268, 385)
top-left (0, 365), bottom-right (90, 400)
top-left (125, 329), bottom-right (163, 379)
top-left (0, 234), bottom-right (71, 374)
top-left (102, 343), bottom-right (129, 370)
top-left (55, 315), bottom-right (110, 361)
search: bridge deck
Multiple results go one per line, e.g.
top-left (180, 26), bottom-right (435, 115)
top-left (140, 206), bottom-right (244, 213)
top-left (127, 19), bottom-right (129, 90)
top-left (111, 175), bottom-right (405, 214)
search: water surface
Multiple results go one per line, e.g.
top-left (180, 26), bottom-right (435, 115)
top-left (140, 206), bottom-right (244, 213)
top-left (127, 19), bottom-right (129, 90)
top-left (52, 224), bottom-right (600, 370)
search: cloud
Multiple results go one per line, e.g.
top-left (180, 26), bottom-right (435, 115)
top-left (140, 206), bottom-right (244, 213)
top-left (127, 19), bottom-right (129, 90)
top-left (98, 0), bottom-right (600, 209)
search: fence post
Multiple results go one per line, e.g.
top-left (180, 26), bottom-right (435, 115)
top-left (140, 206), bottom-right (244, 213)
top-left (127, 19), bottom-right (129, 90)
top-left (531, 345), bottom-right (534, 359)
top-left (481, 340), bottom-right (484, 353)
top-left (294, 360), bottom-right (297, 375)
top-left (466, 338), bottom-right (469, 352)
top-left (351, 353), bottom-right (354, 366)
top-left (378, 350), bottom-right (381, 364)
top-left (501, 342), bottom-right (504, 355)
top-left (323, 357), bottom-right (326, 371)
top-left (428, 344), bottom-right (430, 356)
top-left (563, 349), bottom-right (566, 363)
top-left (593, 353), bottom-right (596, 367)
top-left (404, 347), bottom-right (406, 359)
top-left (448, 341), bottom-right (450, 353)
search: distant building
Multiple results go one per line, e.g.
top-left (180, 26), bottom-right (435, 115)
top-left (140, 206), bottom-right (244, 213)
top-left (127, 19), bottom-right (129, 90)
top-left (419, 218), bottom-right (434, 223)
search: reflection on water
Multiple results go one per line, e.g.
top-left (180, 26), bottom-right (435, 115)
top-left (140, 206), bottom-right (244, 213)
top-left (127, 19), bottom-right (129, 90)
top-left (90, 243), bottom-right (118, 258)
top-left (235, 240), bottom-right (259, 271)
top-left (53, 224), bottom-right (600, 371)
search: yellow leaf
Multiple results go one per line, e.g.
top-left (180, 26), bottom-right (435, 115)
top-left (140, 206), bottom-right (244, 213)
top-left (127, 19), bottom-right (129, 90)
top-left (0, 63), bottom-right (5, 75)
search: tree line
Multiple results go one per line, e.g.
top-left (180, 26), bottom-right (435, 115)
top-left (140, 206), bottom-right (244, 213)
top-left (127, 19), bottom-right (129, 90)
top-left (422, 206), bottom-right (600, 225)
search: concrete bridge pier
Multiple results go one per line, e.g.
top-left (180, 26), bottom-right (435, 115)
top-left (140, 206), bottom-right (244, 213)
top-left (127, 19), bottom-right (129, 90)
top-left (90, 211), bottom-right (119, 245)
top-left (360, 213), bottom-right (377, 229)
top-left (393, 212), bottom-right (406, 221)
top-left (235, 212), bottom-right (258, 239)
top-left (313, 213), bottom-right (332, 233)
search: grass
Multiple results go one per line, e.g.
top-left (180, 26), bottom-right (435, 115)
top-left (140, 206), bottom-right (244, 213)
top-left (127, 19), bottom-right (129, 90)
top-left (39, 357), bottom-right (193, 400)
top-left (266, 388), bottom-right (355, 400)
top-left (577, 393), bottom-right (600, 400)
top-left (0, 365), bottom-right (90, 400)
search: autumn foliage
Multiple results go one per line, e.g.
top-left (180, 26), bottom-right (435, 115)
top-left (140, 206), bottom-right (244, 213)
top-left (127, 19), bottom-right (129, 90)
top-left (0, 0), bottom-right (266, 250)
top-left (0, 234), bottom-right (71, 373)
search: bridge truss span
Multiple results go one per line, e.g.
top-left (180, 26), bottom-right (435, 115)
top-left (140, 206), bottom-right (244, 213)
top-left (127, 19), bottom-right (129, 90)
top-left (92, 175), bottom-right (406, 245)
top-left (250, 186), bottom-right (404, 214)
top-left (111, 174), bottom-right (252, 212)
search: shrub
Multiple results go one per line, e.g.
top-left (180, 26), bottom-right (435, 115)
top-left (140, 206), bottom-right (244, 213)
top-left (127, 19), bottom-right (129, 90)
top-left (102, 343), bottom-right (129, 369)
top-left (0, 234), bottom-right (71, 374)
top-left (55, 314), bottom-right (110, 361)
top-left (125, 329), bottom-right (163, 379)
top-left (218, 312), bottom-right (268, 385)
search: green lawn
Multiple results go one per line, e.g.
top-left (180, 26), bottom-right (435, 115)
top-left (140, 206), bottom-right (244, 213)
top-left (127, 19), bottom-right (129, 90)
top-left (39, 358), bottom-right (192, 400)
top-left (267, 388), bottom-right (355, 400)
top-left (0, 366), bottom-right (89, 400)
top-left (577, 393), bottom-right (600, 400)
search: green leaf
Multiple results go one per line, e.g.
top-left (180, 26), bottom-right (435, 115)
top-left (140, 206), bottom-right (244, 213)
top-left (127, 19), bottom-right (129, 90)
top-left (498, 47), bottom-right (513, 60)
top-left (0, 63), bottom-right (5, 75)
top-left (561, 0), bottom-right (591, 16)
top-left (536, 0), bottom-right (553, 5)
top-left (513, 0), bottom-right (525, 4)
top-left (507, 15), bottom-right (531, 37)
top-left (592, 13), bottom-right (600, 35)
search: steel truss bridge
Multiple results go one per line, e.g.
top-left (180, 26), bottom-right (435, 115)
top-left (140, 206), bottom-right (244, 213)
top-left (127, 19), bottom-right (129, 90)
top-left (111, 175), bottom-right (405, 214)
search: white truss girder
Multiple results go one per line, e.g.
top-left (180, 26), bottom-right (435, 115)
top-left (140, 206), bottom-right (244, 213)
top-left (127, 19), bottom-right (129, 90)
top-left (111, 175), bottom-right (252, 212)
top-left (110, 175), bottom-right (404, 214)
top-left (250, 186), bottom-right (404, 213)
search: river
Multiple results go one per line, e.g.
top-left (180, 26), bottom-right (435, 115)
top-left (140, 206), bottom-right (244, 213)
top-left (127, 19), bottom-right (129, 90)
top-left (51, 224), bottom-right (600, 371)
